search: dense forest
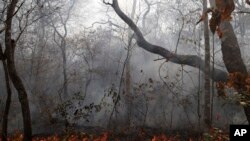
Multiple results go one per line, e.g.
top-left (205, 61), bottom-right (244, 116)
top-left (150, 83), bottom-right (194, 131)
top-left (0, 0), bottom-right (250, 140)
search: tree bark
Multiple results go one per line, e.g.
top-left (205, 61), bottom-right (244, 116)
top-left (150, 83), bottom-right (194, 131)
top-left (5, 0), bottom-right (32, 140)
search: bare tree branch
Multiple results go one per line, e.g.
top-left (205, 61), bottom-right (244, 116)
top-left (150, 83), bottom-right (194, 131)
top-left (235, 11), bottom-right (250, 14)
top-left (103, 0), bottom-right (113, 6)
top-left (104, 0), bottom-right (228, 82)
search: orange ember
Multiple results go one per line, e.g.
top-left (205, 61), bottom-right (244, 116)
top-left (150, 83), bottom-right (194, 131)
top-left (151, 134), bottom-right (168, 141)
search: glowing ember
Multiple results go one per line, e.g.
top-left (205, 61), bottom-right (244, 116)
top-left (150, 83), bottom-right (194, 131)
top-left (151, 134), bottom-right (168, 141)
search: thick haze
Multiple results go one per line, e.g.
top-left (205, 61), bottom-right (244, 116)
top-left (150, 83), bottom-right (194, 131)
top-left (0, 0), bottom-right (249, 137)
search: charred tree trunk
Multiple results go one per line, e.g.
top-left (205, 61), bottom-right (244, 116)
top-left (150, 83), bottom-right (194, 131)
top-left (5, 0), bottom-right (32, 140)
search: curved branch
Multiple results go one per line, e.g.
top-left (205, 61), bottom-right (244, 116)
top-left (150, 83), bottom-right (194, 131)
top-left (105, 0), bottom-right (228, 82)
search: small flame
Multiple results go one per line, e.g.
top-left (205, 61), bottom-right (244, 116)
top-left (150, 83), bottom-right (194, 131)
top-left (151, 134), bottom-right (168, 141)
top-left (93, 132), bottom-right (109, 141)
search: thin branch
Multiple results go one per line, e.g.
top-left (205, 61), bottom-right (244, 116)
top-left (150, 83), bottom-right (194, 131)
top-left (12, 0), bottom-right (25, 17)
top-left (103, 0), bottom-right (113, 6)
top-left (0, 26), bottom-right (6, 34)
top-left (235, 11), bottom-right (250, 14)
top-left (84, 20), bottom-right (127, 30)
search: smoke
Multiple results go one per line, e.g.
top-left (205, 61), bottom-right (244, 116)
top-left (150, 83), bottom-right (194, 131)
top-left (0, 0), bottom-right (248, 136)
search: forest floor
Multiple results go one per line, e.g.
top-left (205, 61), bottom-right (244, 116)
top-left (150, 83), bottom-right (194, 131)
top-left (0, 126), bottom-right (230, 141)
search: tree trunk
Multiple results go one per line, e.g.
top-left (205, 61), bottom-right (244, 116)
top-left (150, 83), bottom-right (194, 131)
top-left (125, 0), bottom-right (136, 127)
top-left (219, 21), bottom-right (249, 123)
top-left (203, 0), bottom-right (211, 128)
top-left (219, 22), bottom-right (247, 75)
top-left (0, 44), bottom-right (12, 141)
top-left (5, 0), bottom-right (32, 140)
top-left (5, 41), bottom-right (33, 141)
top-left (62, 44), bottom-right (68, 98)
